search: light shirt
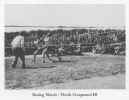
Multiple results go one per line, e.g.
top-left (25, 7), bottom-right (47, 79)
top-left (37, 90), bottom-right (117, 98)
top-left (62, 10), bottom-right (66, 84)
top-left (34, 39), bottom-right (43, 49)
top-left (44, 37), bottom-right (49, 42)
top-left (44, 37), bottom-right (50, 46)
top-left (11, 35), bottom-right (24, 48)
top-left (34, 39), bottom-right (39, 45)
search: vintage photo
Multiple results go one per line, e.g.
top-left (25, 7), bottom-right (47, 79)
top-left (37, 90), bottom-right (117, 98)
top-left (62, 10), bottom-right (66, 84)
top-left (5, 4), bottom-right (125, 89)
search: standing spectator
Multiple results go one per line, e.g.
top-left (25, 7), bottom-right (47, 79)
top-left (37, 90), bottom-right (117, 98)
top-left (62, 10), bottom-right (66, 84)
top-left (11, 33), bottom-right (25, 68)
top-left (114, 46), bottom-right (120, 55)
top-left (92, 46), bottom-right (96, 55)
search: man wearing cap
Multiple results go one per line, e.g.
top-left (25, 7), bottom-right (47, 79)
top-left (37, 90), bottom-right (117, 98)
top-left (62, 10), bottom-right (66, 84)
top-left (11, 33), bottom-right (25, 68)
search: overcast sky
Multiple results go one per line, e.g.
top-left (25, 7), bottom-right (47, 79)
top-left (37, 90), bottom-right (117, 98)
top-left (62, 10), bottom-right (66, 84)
top-left (5, 4), bottom-right (125, 27)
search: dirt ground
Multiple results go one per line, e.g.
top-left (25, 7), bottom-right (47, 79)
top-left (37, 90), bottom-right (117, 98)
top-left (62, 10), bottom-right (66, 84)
top-left (42, 74), bottom-right (125, 89)
top-left (5, 54), bottom-right (125, 89)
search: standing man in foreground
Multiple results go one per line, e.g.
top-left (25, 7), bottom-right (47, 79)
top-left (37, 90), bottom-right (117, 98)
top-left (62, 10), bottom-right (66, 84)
top-left (11, 33), bottom-right (25, 68)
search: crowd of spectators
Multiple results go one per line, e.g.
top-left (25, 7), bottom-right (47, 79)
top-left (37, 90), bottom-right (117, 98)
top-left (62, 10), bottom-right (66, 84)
top-left (5, 28), bottom-right (125, 56)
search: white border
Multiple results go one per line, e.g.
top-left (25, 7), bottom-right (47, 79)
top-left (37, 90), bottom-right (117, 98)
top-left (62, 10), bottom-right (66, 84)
top-left (0, 0), bottom-right (129, 100)
top-left (3, 0), bottom-right (129, 4)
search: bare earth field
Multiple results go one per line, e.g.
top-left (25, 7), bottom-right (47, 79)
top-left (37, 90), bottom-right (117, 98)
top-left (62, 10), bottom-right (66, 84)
top-left (5, 54), bottom-right (125, 89)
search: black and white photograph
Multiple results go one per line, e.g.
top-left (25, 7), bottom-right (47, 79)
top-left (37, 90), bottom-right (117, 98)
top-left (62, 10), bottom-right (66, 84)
top-left (4, 4), bottom-right (125, 89)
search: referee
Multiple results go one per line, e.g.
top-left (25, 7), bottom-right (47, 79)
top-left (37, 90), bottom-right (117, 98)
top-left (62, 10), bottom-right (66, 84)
top-left (11, 33), bottom-right (25, 68)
